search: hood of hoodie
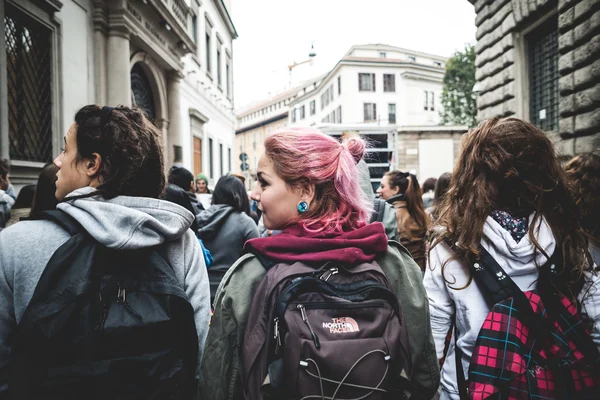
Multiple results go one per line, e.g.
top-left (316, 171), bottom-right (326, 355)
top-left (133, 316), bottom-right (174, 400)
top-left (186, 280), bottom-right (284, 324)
top-left (482, 213), bottom-right (556, 275)
top-left (58, 187), bottom-right (194, 250)
top-left (196, 204), bottom-right (236, 239)
top-left (244, 222), bottom-right (389, 266)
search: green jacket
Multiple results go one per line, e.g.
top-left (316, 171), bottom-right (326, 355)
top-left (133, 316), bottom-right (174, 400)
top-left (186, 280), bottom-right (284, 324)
top-left (198, 241), bottom-right (440, 399)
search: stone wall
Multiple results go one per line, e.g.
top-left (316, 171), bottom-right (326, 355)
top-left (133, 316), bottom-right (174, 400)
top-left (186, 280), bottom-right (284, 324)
top-left (395, 128), bottom-right (466, 178)
top-left (469, 0), bottom-right (600, 155)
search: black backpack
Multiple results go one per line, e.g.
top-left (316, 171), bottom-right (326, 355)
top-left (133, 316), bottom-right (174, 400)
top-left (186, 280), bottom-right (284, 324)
top-left (8, 210), bottom-right (198, 399)
top-left (242, 259), bottom-right (412, 400)
top-left (370, 199), bottom-right (387, 224)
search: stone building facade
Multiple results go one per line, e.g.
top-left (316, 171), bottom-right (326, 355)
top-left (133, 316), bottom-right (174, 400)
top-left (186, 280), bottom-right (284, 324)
top-left (395, 127), bottom-right (466, 183)
top-left (0, 0), bottom-right (236, 191)
top-left (468, 0), bottom-right (599, 155)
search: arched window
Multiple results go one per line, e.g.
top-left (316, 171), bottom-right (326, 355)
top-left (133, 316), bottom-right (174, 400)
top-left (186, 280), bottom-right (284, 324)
top-left (130, 63), bottom-right (156, 120)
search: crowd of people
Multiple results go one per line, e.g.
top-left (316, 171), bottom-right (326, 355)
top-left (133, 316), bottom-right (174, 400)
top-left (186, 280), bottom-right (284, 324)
top-left (0, 104), bottom-right (598, 399)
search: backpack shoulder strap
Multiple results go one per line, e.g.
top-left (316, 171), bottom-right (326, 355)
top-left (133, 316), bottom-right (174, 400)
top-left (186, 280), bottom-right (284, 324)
top-left (36, 209), bottom-right (83, 237)
top-left (370, 199), bottom-right (386, 223)
top-left (472, 246), bottom-right (523, 305)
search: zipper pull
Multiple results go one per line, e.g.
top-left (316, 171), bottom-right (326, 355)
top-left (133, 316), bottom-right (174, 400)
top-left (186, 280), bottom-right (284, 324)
top-left (273, 317), bottom-right (281, 355)
top-left (320, 267), bottom-right (338, 281)
top-left (297, 304), bottom-right (320, 349)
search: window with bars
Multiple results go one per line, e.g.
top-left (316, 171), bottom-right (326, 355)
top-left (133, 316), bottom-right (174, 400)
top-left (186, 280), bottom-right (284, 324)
top-left (219, 143), bottom-right (223, 176)
top-left (358, 73), bottom-right (375, 91)
top-left (310, 100), bottom-right (316, 115)
top-left (388, 103), bottom-right (396, 124)
top-left (209, 138), bottom-right (214, 178)
top-left (384, 74), bottom-right (395, 92)
top-left (5, 4), bottom-right (53, 162)
top-left (364, 103), bottom-right (377, 122)
top-left (527, 16), bottom-right (559, 132)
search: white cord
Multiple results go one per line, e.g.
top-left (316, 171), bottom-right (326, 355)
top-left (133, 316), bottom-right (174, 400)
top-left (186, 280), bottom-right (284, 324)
top-left (299, 350), bottom-right (390, 400)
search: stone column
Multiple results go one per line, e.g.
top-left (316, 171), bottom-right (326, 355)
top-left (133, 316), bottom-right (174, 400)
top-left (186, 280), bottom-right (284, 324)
top-left (167, 71), bottom-right (184, 167)
top-left (91, 0), bottom-right (108, 105)
top-left (106, 27), bottom-right (131, 107)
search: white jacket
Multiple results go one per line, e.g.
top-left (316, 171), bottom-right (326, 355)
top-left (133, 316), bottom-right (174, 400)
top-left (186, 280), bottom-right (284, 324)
top-left (424, 215), bottom-right (600, 399)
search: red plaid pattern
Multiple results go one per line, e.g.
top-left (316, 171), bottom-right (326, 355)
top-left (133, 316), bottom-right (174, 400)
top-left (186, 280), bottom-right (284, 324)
top-left (468, 291), bottom-right (600, 399)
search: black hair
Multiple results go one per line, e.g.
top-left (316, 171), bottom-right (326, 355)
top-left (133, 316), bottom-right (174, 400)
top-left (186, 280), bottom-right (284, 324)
top-left (422, 177), bottom-right (437, 193)
top-left (212, 175), bottom-right (250, 215)
top-left (434, 172), bottom-right (452, 204)
top-left (163, 184), bottom-right (199, 234)
top-left (31, 163), bottom-right (58, 217)
top-left (0, 158), bottom-right (9, 178)
top-left (168, 166), bottom-right (194, 192)
top-left (70, 104), bottom-right (165, 200)
top-left (12, 185), bottom-right (36, 209)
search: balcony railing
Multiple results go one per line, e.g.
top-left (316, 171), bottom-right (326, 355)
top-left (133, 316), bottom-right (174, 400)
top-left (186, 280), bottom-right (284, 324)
top-left (170, 0), bottom-right (188, 28)
top-left (159, 0), bottom-right (189, 32)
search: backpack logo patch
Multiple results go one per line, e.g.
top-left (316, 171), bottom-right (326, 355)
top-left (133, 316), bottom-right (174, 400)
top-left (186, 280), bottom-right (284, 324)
top-left (322, 317), bottom-right (360, 333)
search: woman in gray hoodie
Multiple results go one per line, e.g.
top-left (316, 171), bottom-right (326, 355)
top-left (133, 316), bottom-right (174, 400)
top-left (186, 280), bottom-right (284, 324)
top-left (0, 105), bottom-right (211, 396)
top-left (197, 175), bottom-right (259, 300)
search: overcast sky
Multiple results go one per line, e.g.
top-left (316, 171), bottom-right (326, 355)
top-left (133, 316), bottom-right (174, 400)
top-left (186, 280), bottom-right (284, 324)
top-left (230, 0), bottom-right (477, 109)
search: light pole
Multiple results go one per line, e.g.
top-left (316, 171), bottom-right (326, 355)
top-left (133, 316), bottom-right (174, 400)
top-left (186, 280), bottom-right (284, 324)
top-left (288, 44), bottom-right (316, 87)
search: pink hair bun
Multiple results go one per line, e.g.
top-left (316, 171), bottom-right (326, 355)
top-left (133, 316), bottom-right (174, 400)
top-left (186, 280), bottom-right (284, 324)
top-left (343, 137), bottom-right (366, 164)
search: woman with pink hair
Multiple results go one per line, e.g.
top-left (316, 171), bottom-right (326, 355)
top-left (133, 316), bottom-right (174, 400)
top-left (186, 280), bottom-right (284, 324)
top-left (199, 128), bottom-right (439, 399)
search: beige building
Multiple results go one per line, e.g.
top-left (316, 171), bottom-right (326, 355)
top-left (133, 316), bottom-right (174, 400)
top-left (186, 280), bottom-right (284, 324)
top-left (468, 0), bottom-right (599, 155)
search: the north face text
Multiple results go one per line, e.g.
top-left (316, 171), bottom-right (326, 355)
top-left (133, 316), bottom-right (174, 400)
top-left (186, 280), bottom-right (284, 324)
top-left (322, 317), bottom-right (360, 333)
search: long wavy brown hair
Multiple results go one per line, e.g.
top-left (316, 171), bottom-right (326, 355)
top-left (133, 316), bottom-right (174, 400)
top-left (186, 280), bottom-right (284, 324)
top-left (430, 118), bottom-right (593, 298)
top-left (565, 151), bottom-right (600, 242)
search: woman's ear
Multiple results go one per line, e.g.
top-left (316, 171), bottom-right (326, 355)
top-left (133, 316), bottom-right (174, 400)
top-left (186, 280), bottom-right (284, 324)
top-left (301, 183), bottom-right (316, 204)
top-left (85, 153), bottom-right (102, 178)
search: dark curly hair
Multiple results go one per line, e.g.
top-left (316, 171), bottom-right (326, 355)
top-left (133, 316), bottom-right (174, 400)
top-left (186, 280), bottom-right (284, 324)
top-left (565, 151), bottom-right (600, 241)
top-left (69, 105), bottom-right (165, 200)
top-left (431, 117), bottom-right (593, 298)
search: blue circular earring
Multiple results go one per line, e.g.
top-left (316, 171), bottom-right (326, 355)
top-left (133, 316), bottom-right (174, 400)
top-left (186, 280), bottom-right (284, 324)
top-left (297, 201), bottom-right (308, 213)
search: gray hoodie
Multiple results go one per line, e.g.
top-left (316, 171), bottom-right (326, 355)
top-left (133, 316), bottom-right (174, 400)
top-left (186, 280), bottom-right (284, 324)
top-left (197, 204), bottom-right (259, 298)
top-left (0, 187), bottom-right (211, 391)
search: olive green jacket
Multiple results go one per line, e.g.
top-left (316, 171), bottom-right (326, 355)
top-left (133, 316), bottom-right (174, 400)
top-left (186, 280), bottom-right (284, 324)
top-left (198, 241), bottom-right (440, 399)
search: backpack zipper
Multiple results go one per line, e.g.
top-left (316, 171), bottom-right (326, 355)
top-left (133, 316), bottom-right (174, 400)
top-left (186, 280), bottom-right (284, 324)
top-left (301, 300), bottom-right (385, 310)
top-left (275, 278), bottom-right (398, 323)
top-left (320, 267), bottom-right (338, 281)
top-left (273, 317), bottom-right (282, 355)
top-left (297, 304), bottom-right (321, 349)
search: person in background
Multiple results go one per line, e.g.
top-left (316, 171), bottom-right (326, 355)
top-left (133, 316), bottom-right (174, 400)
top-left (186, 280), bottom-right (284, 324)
top-left (196, 175), bottom-right (259, 300)
top-left (421, 177), bottom-right (437, 209)
top-left (0, 159), bottom-right (15, 200)
top-left (377, 170), bottom-right (429, 271)
top-left (195, 173), bottom-right (211, 194)
top-left (0, 159), bottom-right (15, 229)
top-left (5, 185), bottom-right (35, 228)
top-left (29, 164), bottom-right (59, 219)
top-left (565, 150), bottom-right (600, 265)
top-left (425, 118), bottom-right (600, 399)
top-left (169, 166), bottom-right (204, 215)
top-left (163, 183), bottom-right (213, 268)
top-left (426, 172), bottom-right (452, 220)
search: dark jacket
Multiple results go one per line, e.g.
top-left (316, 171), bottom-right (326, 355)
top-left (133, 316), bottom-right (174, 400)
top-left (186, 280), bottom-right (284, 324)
top-left (388, 195), bottom-right (427, 271)
top-left (197, 204), bottom-right (259, 298)
top-left (198, 226), bottom-right (440, 399)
